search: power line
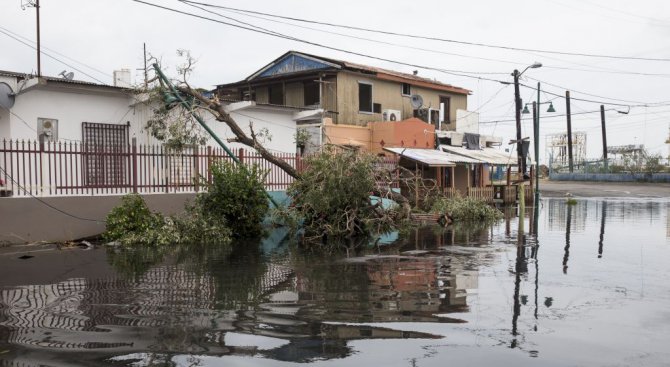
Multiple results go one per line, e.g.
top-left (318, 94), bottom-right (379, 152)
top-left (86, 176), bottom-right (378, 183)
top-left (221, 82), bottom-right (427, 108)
top-left (133, 1), bottom-right (670, 110)
top-left (180, 0), bottom-right (670, 63)
top-left (208, 2), bottom-right (670, 78)
top-left (525, 77), bottom-right (669, 105)
top-left (131, 0), bottom-right (507, 85)
top-left (0, 25), bottom-right (111, 79)
top-left (0, 28), bottom-right (109, 85)
top-left (182, 1), bottom-right (512, 74)
top-left (0, 166), bottom-right (105, 223)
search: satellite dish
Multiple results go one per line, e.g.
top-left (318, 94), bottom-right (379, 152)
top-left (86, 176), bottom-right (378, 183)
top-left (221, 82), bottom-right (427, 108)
top-left (410, 94), bottom-right (423, 109)
top-left (59, 70), bottom-right (75, 80)
top-left (0, 82), bottom-right (15, 109)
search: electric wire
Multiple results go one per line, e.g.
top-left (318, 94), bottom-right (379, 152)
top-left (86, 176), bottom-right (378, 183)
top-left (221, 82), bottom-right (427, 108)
top-left (0, 28), bottom-right (109, 85)
top-left (135, 0), bottom-right (670, 110)
top-left (130, 0), bottom-right (508, 84)
top-left (180, 0), bottom-right (670, 62)
top-left (0, 166), bottom-right (106, 223)
top-left (0, 25), bottom-right (111, 79)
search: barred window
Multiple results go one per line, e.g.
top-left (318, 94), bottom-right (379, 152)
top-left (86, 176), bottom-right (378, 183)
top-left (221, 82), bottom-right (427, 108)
top-left (81, 122), bottom-right (130, 187)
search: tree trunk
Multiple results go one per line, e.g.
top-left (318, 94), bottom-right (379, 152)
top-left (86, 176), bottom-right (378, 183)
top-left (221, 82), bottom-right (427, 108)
top-left (181, 87), bottom-right (301, 179)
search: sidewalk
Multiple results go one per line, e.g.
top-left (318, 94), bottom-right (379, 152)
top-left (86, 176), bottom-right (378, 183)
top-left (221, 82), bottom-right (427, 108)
top-left (538, 179), bottom-right (670, 198)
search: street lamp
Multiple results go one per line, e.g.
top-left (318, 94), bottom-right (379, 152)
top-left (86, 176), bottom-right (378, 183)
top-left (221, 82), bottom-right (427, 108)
top-left (522, 84), bottom-right (556, 195)
top-left (513, 62), bottom-right (542, 180)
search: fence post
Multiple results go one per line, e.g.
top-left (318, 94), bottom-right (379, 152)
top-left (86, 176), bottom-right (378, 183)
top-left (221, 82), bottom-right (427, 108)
top-left (209, 146), bottom-right (216, 184)
top-left (39, 140), bottom-right (44, 196)
top-left (238, 147), bottom-right (245, 164)
top-left (194, 146), bottom-right (200, 192)
top-left (131, 137), bottom-right (138, 193)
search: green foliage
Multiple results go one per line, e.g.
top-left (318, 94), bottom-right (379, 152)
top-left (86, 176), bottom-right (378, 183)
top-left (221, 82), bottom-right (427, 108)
top-left (566, 198), bottom-right (578, 205)
top-left (197, 160), bottom-right (269, 238)
top-left (293, 128), bottom-right (311, 147)
top-left (429, 196), bottom-right (503, 222)
top-left (280, 149), bottom-right (400, 243)
top-left (104, 160), bottom-right (269, 246)
top-left (103, 194), bottom-right (175, 246)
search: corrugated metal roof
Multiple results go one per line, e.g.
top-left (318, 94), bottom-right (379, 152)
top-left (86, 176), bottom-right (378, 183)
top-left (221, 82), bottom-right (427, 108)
top-left (218, 51), bottom-right (471, 95)
top-left (0, 69), bottom-right (127, 91)
top-left (384, 147), bottom-right (482, 167)
top-left (440, 146), bottom-right (517, 165)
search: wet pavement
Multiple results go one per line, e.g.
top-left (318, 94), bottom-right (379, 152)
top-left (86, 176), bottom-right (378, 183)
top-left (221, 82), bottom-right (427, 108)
top-left (0, 198), bottom-right (669, 366)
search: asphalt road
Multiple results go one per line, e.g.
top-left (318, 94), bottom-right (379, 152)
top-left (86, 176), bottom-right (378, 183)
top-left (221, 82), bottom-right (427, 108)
top-left (538, 180), bottom-right (670, 199)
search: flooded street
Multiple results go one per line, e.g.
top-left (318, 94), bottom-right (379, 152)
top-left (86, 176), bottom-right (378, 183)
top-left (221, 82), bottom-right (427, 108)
top-left (1, 198), bottom-right (669, 366)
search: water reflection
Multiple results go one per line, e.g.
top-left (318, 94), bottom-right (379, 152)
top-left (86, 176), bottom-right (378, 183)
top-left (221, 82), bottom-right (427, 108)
top-left (1, 198), bottom-right (669, 366)
top-left (563, 204), bottom-right (572, 274)
top-left (598, 201), bottom-right (607, 258)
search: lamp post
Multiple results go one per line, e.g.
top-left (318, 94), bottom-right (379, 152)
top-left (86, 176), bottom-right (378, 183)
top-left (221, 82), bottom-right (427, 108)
top-left (513, 62), bottom-right (542, 180)
top-left (522, 83), bottom-right (555, 194)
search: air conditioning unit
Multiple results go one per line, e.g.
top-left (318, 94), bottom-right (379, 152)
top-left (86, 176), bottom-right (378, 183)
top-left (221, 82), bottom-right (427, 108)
top-left (382, 109), bottom-right (402, 122)
top-left (37, 118), bottom-right (58, 142)
top-left (413, 108), bottom-right (440, 125)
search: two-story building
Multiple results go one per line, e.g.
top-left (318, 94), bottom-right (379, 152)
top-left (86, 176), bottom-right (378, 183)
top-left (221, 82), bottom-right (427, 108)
top-left (215, 51), bottom-right (471, 129)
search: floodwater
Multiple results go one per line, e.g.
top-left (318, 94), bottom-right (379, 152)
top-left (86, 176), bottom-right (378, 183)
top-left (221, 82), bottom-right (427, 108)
top-left (1, 198), bottom-right (669, 367)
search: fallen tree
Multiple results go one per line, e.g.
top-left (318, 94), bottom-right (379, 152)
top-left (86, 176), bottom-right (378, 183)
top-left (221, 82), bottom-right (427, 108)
top-left (275, 148), bottom-right (410, 244)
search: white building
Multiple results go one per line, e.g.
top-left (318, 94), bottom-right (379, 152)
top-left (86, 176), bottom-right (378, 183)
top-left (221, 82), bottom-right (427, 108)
top-left (0, 70), bottom-right (322, 153)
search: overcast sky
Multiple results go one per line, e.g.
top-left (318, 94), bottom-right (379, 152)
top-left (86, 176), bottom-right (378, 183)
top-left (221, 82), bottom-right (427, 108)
top-left (2, 0), bottom-right (669, 161)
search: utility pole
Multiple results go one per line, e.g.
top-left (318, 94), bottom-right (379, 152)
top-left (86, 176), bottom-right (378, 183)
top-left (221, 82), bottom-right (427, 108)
top-left (22, 0), bottom-right (41, 76)
top-left (513, 69), bottom-right (524, 178)
top-left (143, 43), bottom-right (148, 88)
top-left (36, 0), bottom-right (41, 76)
top-left (565, 91), bottom-right (574, 173)
top-left (600, 105), bottom-right (608, 172)
top-left (533, 82), bottom-right (540, 193)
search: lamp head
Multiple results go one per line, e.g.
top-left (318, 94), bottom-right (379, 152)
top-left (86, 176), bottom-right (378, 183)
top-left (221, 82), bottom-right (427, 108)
top-left (522, 104), bottom-right (530, 114)
top-left (546, 102), bottom-right (556, 113)
top-left (530, 62), bottom-right (542, 69)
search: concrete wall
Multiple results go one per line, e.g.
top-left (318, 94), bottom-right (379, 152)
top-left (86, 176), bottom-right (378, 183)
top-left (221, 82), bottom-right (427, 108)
top-left (7, 85), bottom-right (138, 142)
top-left (0, 76), bottom-right (303, 154)
top-left (336, 71), bottom-right (467, 126)
top-left (369, 118), bottom-right (435, 154)
top-left (550, 172), bottom-right (670, 183)
top-left (212, 103), bottom-right (300, 154)
top-left (323, 120), bottom-right (371, 149)
top-left (0, 193), bottom-right (196, 245)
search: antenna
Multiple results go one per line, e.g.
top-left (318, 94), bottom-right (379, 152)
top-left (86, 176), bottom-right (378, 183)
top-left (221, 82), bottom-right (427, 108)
top-left (410, 94), bottom-right (423, 109)
top-left (0, 83), bottom-right (16, 109)
top-left (59, 71), bottom-right (74, 80)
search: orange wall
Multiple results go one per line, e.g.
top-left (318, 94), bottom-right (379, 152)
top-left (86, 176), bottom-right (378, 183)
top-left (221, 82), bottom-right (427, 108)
top-left (323, 117), bottom-right (436, 154)
top-left (323, 118), bottom-right (371, 149)
top-left (369, 118), bottom-right (435, 154)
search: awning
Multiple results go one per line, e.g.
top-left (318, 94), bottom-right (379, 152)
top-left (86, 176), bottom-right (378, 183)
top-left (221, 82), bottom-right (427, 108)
top-left (440, 146), bottom-right (517, 165)
top-left (383, 147), bottom-right (479, 167)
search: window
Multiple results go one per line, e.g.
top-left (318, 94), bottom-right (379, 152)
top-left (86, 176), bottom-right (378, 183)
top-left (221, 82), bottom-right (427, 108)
top-left (440, 96), bottom-right (451, 124)
top-left (268, 84), bottom-right (284, 105)
top-left (401, 83), bottom-right (411, 96)
top-left (303, 81), bottom-right (320, 106)
top-left (373, 103), bottom-right (382, 114)
top-left (358, 82), bottom-right (372, 113)
top-left (82, 122), bottom-right (129, 187)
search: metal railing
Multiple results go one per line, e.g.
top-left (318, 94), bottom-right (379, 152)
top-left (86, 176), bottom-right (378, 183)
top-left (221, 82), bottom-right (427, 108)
top-left (0, 139), bottom-right (300, 197)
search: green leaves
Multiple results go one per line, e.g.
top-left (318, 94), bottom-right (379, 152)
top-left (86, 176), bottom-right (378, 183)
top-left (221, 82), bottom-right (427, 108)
top-left (196, 160), bottom-right (269, 239)
top-left (281, 148), bottom-right (399, 244)
top-left (429, 196), bottom-right (503, 222)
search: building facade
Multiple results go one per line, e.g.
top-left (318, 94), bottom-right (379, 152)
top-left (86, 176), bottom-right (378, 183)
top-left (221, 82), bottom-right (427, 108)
top-left (215, 51), bottom-right (470, 128)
